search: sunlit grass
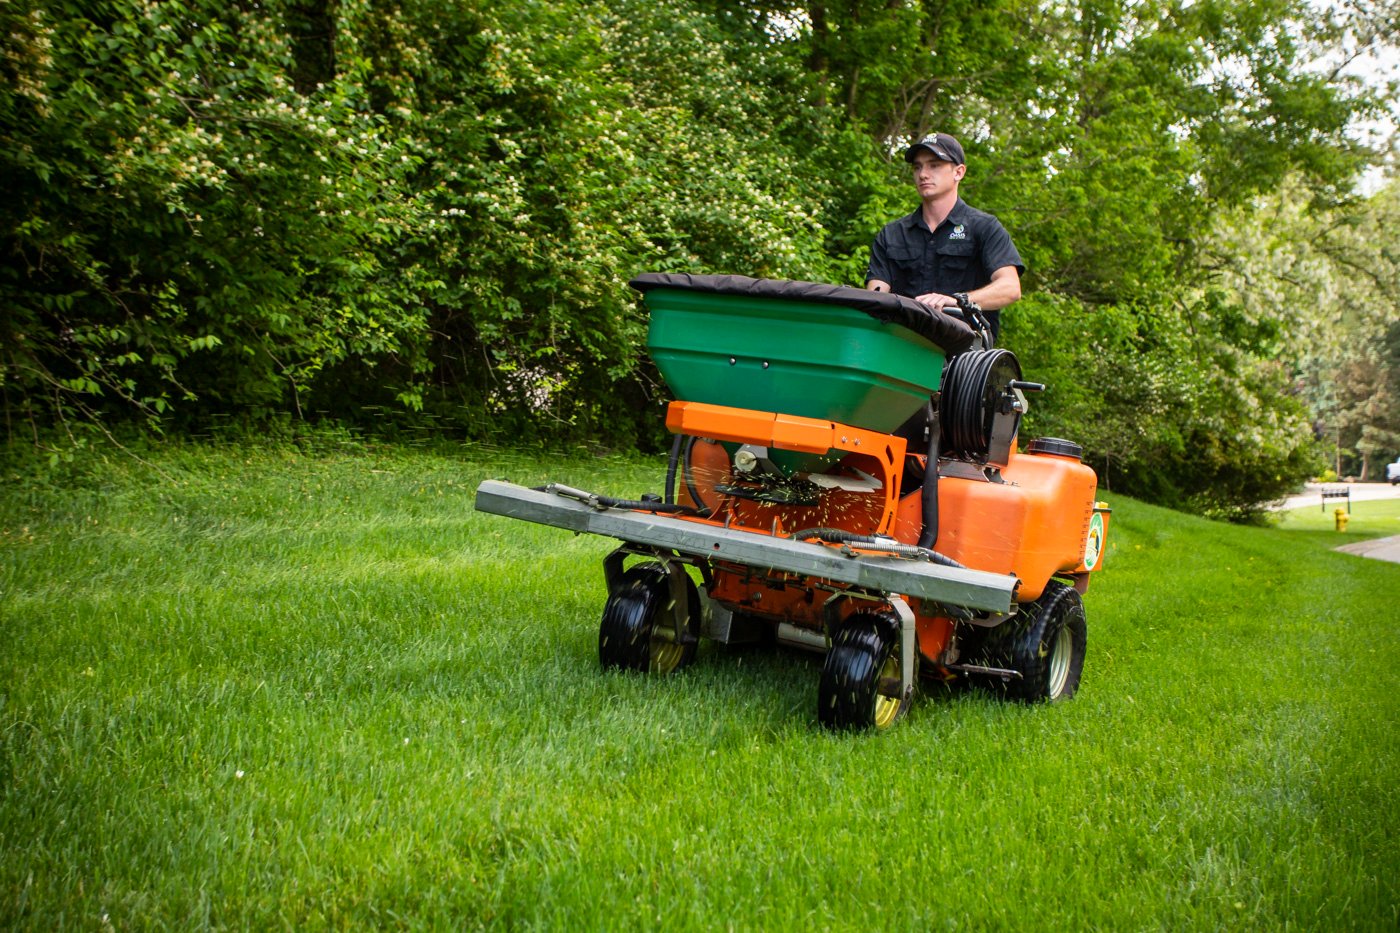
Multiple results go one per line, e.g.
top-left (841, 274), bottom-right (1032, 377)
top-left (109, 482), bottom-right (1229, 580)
top-left (2, 441), bottom-right (1397, 928)
top-left (1276, 495), bottom-right (1400, 536)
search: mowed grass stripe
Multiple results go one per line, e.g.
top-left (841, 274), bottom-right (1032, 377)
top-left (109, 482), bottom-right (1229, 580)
top-left (1, 443), bottom-right (1396, 929)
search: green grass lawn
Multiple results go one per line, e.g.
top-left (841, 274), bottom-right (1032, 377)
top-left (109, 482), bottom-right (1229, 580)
top-left (1276, 495), bottom-right (1400, 538)
top-left (2, 441), bottom-right (1398, 929)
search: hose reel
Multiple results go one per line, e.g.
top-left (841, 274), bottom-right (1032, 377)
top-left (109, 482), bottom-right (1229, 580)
top-left (939, 349), bottom-right (1042, 467)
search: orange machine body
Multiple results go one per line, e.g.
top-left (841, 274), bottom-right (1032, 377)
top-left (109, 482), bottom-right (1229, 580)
top-left (893, 448), bottom-right (1102, 602)
top-left (668, 400), bottom-right (1109, 667)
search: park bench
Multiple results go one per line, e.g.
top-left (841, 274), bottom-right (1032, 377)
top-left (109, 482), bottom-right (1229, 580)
top-left (1321, 486), bottom-right (1351, 513)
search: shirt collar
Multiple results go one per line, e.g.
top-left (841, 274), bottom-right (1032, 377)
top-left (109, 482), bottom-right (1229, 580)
top-left (901, 198), bottom-right (970, 234)
top-left (945, 198), bottom-right (972, 227)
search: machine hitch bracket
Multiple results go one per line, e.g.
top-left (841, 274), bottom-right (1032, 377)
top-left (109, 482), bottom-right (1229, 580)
top-left (946, 662), bottom-right (1024, 681)
top-left (888, 596), bottom-right (917, 703)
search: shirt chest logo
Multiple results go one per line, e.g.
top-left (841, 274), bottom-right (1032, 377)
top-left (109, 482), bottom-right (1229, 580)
top-left (948, 224), bottom-right (967, 241)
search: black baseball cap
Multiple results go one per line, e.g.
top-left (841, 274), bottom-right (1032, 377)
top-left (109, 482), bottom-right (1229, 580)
top-left (905, 132), bottom-right (965, 165)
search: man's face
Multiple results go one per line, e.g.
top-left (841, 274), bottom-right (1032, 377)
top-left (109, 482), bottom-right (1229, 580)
top-left (910, 150), bottom-right (965, 200)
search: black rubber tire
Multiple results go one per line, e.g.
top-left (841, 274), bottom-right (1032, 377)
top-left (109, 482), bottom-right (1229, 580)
top-left (818, 611), bottom-right (908, 732)
top-left (598, 562), bottom-right (699, 674)
top-left (988, 581), bottom-right (1086, 702)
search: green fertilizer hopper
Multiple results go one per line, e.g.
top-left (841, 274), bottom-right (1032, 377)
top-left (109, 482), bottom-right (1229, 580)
top-left (643, 284), bottom-right (947, 433)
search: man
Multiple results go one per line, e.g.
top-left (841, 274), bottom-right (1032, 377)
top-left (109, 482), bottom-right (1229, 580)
top-left (866, 132), bottom-right (1023, 342)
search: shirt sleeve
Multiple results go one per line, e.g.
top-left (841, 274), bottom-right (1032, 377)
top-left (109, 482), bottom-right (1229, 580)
top-left (865, 228), bottom-right (894, 285)
top-left (979, 218), bottom-right (1025, 277)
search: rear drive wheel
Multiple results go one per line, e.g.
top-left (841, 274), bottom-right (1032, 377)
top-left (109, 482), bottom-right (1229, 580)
top-left (992, 581), bottom-right (1086, 702)
top-left (818, 612), bottom-right (908, 731)
top-left (598, 562), bottom-right (699, 674)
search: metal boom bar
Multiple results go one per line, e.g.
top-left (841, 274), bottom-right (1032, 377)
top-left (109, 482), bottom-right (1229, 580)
top-left (474, 480), bottom-right (1015, 613)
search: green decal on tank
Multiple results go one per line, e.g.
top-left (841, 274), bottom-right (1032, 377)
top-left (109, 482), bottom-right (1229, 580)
top-left (1084, 511), bottom-right (1105, 570)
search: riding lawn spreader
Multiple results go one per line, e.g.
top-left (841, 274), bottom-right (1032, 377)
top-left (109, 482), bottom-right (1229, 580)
top-left (475, 274), bottom-right (1109, 731)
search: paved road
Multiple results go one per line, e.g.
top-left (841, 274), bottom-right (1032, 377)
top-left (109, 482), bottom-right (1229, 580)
top-left (1278, 482), bottom-right (1400, 565)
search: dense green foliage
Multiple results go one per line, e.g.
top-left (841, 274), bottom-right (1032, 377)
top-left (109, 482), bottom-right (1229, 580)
top-left (2, 0), bottom-right (1396, 512)
top-left (1, 442), bottom-right (1397, 926)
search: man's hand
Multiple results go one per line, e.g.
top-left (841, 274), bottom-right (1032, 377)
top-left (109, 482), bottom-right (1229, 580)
top-left (919, 268), bottom-right (1022, 313)
top-left (914, 292), bottom-right (959, 312)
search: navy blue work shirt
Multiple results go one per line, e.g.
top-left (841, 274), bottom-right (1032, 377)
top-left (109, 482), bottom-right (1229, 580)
top-left (866, 199), bottom-right (1024, 337)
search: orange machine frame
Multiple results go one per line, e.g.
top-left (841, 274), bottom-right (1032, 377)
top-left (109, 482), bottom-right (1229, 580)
top-left (664, 399), bottom-right (1106, 671)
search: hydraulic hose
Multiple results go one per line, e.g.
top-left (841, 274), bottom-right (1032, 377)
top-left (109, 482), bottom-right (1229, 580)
top-left (786, 527), bottom-right (967, 569)
top-left (918, 399), bottom-right (940, 550)
top-left (535, 483), bottom-right (708, 516)
top-left (682, 436), bottom-right (713, 515)
top-left (664, 433), bottom-right (683, 505)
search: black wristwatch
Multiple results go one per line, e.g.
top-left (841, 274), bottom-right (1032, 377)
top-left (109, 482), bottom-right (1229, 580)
top-left (952, 292), bottom-right (981, 315)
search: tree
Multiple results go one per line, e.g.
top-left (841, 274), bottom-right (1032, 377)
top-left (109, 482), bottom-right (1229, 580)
top-left (0, 0), bottom-right (436, 438)
top-left (3, 0), bottom-right (1395, 518)
top-left (1201, 177), bottom-right (1400, 479)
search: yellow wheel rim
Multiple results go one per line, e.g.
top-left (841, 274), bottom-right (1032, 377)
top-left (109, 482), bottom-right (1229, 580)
top-left (872, 652), bottom-right (903, 729)
top-left (649, 637), bottom-right (685, 675)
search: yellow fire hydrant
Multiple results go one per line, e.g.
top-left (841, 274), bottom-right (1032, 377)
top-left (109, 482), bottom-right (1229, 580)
top-left (1334, 507), bottom-right (1349, 532)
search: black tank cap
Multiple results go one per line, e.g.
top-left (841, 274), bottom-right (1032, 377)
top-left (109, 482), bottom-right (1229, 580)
top-left (1026, 437), bottom-right (1083, 460)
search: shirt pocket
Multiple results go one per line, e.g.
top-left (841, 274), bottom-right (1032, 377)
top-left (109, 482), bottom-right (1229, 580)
top-left (888, 245), bottom-right (923, 271)
top-left (935, 240), bottom-right (975, 274)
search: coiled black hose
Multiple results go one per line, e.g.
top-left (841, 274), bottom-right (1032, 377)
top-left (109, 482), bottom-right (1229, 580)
top-left (941, 349), bottom-right (1020, 459)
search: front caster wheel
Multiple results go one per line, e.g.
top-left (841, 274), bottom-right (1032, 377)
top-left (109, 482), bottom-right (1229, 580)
top-left (818, 611), bottom-right (908, 732)
top-left (992, 581), bottom-right (1087, 702)
top-left (598, 562), bottom-right (699, 675)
